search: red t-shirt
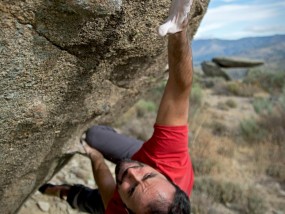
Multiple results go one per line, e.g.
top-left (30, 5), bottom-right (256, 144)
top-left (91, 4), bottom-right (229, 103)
top-left (105, 124), bottom-right (194, 214)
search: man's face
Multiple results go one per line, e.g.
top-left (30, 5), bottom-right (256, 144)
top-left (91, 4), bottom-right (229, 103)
top-left (115, 159), bottom-right (175, 213)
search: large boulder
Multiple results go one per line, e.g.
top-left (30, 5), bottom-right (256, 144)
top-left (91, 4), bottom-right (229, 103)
top-left (223, 68), bottom-right (249, 80)
top-left (213, 57), bottom-right (264, 68)
top-left (201, 61), bottom-right (230, 80)
top-left (0, 0), bottom-right (210, 213)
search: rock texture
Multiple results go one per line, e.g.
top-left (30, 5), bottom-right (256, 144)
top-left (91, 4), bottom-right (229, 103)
top-left (0, 0), bottom-right (209, 213)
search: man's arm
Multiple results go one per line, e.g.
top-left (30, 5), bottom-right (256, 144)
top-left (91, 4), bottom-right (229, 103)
top-left (82, 141), bottom-right (116, 208)
top-left (156, 29), bottom-right (193, 125)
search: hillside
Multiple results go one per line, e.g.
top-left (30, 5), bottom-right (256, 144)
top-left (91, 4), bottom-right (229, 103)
top-left (192, 35), bottom-right (285, 70)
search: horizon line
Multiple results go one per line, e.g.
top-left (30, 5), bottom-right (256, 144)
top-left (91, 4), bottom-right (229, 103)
top-left (194, 34), bottom-right (285, 41)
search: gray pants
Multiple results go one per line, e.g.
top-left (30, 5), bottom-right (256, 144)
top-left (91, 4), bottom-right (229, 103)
top-left (67, 125), bottom-right (144, 213)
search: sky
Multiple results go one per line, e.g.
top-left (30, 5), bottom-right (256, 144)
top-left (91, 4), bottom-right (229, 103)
top-left (195, 0), bottom-right (285, 40)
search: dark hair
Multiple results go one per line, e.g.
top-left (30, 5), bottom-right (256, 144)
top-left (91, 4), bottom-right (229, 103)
top-left (124, 178), bottom-right (191, 214)
top-left (146, 183), bottom-right (191, 214)
top-left (167, 183), bottom-right (191, 214)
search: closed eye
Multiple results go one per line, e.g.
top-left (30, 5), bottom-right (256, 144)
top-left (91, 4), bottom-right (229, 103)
top-left (142, 173), bottom-right (157, 181)
top-left (128, 183), bottom-right (138, 197)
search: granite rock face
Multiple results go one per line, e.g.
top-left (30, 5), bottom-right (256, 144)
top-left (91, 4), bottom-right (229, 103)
top-left (0, 0), bottom-right (209, 213)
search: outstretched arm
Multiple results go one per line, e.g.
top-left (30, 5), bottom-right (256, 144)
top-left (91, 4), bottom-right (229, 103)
top-left (156, 29), bottom-right (193, 125)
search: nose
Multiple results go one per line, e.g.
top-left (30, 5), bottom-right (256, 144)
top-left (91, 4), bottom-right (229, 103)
top-left (127, 167), bottom-right (143, 182)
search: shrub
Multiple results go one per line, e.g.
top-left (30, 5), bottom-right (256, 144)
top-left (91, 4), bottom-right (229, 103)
top-left (217, 101), bottom-right (229, 111)
top-left (220, 181), bottom-right (243, 204)
top-left (191, 83), bottom-right (203, 107)
top-left (245, 189), bottom-right (267, 214)
top-left (214, 81), bottom-right (259, 97)
top-left (245, 87), bottom-right (285, 145)
top-left (225, 99), bottom-right (237, 108)
top-left (135, 99), bottom-right (156, 117)
top-left (227, 82), bottom-right (240, 95)
top-left (245, 69), bottom-right (285, 93)
top-left (259, 107), bottom-right (285, 145)
top-left (240, 119), bottom-right (267, 142)
top-left (149, 79), bottom-right (167, 103)
top-left (266, 163), bottom-right (284, 179)
top-left (264, 141), bottom-right (285, 181)
top-left (211, 121), bottom-right (228, 136)
top-left (253, 97), bottom-right (272, 114)
top-left (279, 87), bottom-right (285, 108)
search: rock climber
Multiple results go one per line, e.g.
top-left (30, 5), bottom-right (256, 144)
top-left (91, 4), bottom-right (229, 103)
top-left (39, 0), bottom-right (195, 213)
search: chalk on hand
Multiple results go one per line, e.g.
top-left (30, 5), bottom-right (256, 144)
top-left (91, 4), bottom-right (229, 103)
top-left (158, 0), bottom-right (193, 37)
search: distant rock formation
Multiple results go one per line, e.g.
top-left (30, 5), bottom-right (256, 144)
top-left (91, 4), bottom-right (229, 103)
top-left (213, 57), bottom-right (264, 68)
top-left (0, 0), bottom-right (210, 213)
top-left (202, 57), bottom-right (264, 80)
top-left (201, 61), bottom-right (230, 80)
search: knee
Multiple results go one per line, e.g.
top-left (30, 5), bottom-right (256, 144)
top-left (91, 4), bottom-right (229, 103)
top-left (85, 125), bottom-right (116, 145)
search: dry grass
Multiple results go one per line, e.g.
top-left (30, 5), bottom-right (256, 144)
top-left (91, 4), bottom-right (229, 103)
top-left (193, 177), bottom-right (268, 214)
top-left (259, 107), bottom-right (285, 146)
top-left (190, 129), bottom-right (220, 176)
top-left (213, 81), bottom-right (261, 97)
top-left (245, 69), bottom-right (285, 94)
top-left (190, 121), bottom-right (237, 178)
top-left (117, 76), bottom-right (284, 213)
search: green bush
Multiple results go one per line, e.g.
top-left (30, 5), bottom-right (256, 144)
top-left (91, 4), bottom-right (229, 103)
top-left (227, 82), bottom-right (240, 95)
top-left (191, 83), bottom-right (203, 106)
top-left (220, 182), bottom-right (243, 204)
top-left (217, 102), bottom-right (229, 111)
top-left (244, 86), bottom-right (285, 145)
top-left (135, 99), bottom-right (156, 117)
top-left (266, 163), bottom-right (284, 179)
top-left (240, 119), bottom-right (267, 142)
top-left (226, 99), bottom-right (237, 108)
top-left (245, 189), bottom-right (267, 214)
top-left (279, 87), bottom-right (285, 108)
top-left (245, 69), bottom-right (285, 93)
top-left (253, 98), bottom-right (272, 114)
top-left (211, 121), bottom-right (228, 136)
top-left (150, 80), bottom-right (167, 103)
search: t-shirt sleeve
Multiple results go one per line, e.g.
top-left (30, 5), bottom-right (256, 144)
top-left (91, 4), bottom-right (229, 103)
top-left (143, 124), bottom-right (189, 155)
top-left (105, 190), bottom-right (127, 214)
top-left (132, 124), bottom-right (194, 195)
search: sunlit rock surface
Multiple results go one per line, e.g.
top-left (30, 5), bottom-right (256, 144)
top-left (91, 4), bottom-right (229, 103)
top-left (0, 0), bottom-right (209, 213)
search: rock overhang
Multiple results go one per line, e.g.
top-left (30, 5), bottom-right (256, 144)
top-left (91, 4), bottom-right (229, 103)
top-left (0, 0), bottom-right (210, 213)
